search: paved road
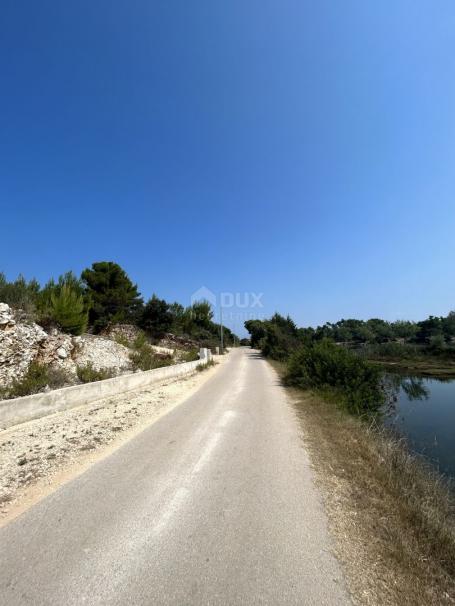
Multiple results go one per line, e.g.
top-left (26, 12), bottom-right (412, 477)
top-left (0, 348), bottom-right (351, 605)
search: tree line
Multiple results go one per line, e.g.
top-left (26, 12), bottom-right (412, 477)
top-left (0, 261), bottom-right (236, 347)
top-left (245, 311), bottom-right (455, 358)
top-left (244, 310), bottom-right (455, 416)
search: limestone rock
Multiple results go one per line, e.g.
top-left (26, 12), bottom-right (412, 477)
top-left (0, 303), bottom-right (133, 391)
top-left (0, 304), bottom-right (47, 387)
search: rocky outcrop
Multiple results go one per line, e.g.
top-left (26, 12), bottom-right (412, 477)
top-left (100, 323), bottom-right (142, 344)
top-left (160, 333), bottom-right (199, 351)
top-left (35, 330), bottom-right (76, 377)
top-left (0, 303), bottom-right (48, 387)
top-left (0, 303), bottom-right (133, 390)
top-left (72, 334), bottom-right (131, 372)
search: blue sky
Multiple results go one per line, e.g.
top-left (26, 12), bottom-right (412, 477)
top-left (1, 1), bottom-right (455, 335)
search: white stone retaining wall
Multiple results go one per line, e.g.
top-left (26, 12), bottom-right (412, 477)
top-left (0, 349), bottom-right (213, 429)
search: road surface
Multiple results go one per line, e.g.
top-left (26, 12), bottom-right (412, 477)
top-left (0, 348), bottom-right (351, 605)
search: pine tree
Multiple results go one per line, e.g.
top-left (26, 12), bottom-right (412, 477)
top-left (81, 261), bottom-right (143, 331)
top-left (49, 284), bottom-right (88, 335)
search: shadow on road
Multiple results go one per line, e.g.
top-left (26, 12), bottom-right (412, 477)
top-left (244, 349), bottom-right (285, 387)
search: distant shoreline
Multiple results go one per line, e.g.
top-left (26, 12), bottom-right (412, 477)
top-left (368, 358), bottom-right (455, 378)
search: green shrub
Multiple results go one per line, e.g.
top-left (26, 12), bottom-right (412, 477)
top-left (284, 340), bottom-right (384, 416)
top-left (37, 272), bottom-right (89, 332)
top-left (43, 284), bottom-right (88, 335)
top-left (181, 349), bottom-right (199, 362)
top-left (360, 342), bottom-right (421, 360)
top-left (0, 273), bottom-right (40, 316)
top-left (245, 314), bottom-right (300, 360)
top-left (114, 334), bottom-right (131, 348)
top-left (2, 362), bottom-right (70, 399)
top-left (76, 363), bottom-right (115, 383)
top-left (196, 359), bottom-right (216, 372)
top-left (132, 332), bottom-right (148, 350)
top-left (130, 349), bottom-right (173, 371)
top-left (429, 334), bottom-right (446, 351)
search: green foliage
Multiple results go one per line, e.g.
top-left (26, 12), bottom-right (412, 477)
top-left (3, 362), bottom-right (69, 399)
top-left (45, 284), bottom-right (87, 335)
top-left (245, 314), bottom-right (300, 360)
top-left (36, 272), bottom-right (89, 333)
top-left (1, 264), bottom-right (240, 347)
top-left (429, 334), bottom-right (446, 351)
top-left (128, 333), bottom-right (173, 371)
top-left (181, 349), bottom-right (199, 362)
top-left (114, 333), bottom-right (131, 347)
top-left (132, 331), bottom-right (148, 350)
top-left (0, 273), bottom-right (40, 315)
top-left (76, 363), bottom-right (115, 383)
top-left (196, 359), bottom-right (216, 371)
top-left (391, 320), bottom-right (418, 340)
top-left (284, 340), bottom-right (384, 416)
top-left (187, 300), bottom-right (214, 332)
top-left (129, 347), bottom-right (173, 371)
top-left (81, 261), bottom-right (143, 332)
top-left (166, 299), bottom-right (235, 349)
top-left (140, 295), bottom-right (173, 337)
top-left (360, 342), bottom-right (420, 360)
top-left (415, 316), bottom-right (444, 345)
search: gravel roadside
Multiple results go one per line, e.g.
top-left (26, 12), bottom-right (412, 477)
top-left (0, 359), bottom-right (223, 524)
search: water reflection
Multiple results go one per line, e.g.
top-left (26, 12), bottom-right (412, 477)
top-left (401, 377), bottom-right (429, 401)
top-left (382, 374), bottom-right (455, 478)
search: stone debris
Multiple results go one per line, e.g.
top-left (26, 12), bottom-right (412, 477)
top-left (100, 323), bottom-right (142, 344)
top-left (0, 303), bottom-right (48, 387)
top-left (0, 303), bottom-right (132, 390)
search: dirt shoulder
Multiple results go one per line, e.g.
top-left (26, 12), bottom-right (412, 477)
top-left (0, 357), bottom-right (224, 527)
top-left (269, 361), bottom-right (455, 606)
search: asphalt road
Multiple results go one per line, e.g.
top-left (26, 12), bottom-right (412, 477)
top-left (0, 348), bottom-right (351, 605)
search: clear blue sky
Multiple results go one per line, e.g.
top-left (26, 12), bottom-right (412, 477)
top-left (1, 1), bottom-right (455, 335)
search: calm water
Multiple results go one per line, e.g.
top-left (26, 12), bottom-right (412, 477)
top-left (385, 375), bottom-right (455, 479)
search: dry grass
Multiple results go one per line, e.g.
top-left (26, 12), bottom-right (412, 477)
top-left (272, 360), bottom-right (455, 605)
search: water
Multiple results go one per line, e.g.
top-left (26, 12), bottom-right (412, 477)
top-left (385, 374), bottom-right (455, 479)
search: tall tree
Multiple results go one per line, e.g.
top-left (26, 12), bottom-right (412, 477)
top-left (81, 261), bottom-right (143, 331)
top-left (140, 295), bottom-right (173, 337)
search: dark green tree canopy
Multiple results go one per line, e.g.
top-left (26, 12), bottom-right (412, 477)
top-left (189, 300), bottom-right (213, 331)
top-left (140, 295), bottom-right (173, 338)
top-left (81, 261), bottom-right (143, 332)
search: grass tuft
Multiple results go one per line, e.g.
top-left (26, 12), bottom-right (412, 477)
top-left (76, 363), bottom-right (115, 383)
top-left (0, 361), bottom-right (70, 399)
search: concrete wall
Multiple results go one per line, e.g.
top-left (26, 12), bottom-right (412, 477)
top-left (0, 351), bottom-right (213, 429)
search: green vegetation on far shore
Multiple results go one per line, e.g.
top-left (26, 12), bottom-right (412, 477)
top-left (359, 342), bottom-right (455, 377)
top-left (368, 358), bottom-right (455, 378)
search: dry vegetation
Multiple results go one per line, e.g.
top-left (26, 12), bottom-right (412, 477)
top-left (271, 362), bottom-right (455, 605)
top-left (293, 390), bottom-right (455, 605)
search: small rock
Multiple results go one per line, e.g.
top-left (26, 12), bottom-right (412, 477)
top-left (17, 457), bottom-right (27, 466)
top-left (56, 347), bottom-right (67, 359)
